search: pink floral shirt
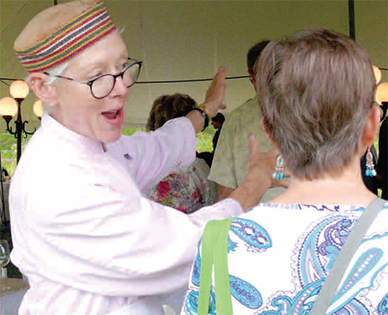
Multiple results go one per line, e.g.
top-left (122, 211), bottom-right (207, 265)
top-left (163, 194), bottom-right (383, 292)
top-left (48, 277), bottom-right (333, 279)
top-left (147, 158), bottom-right (218, 213)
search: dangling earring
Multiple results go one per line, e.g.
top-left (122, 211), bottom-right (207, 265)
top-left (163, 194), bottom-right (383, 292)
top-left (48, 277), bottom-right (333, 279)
top-left (365, 147), bottom-right (377, 177)
top-left (272, 155), bottom-right (284, 180)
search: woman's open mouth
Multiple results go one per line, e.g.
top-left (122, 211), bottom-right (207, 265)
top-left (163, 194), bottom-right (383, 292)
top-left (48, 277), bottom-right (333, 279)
top-left (102, 108), bottom-right (124, 126)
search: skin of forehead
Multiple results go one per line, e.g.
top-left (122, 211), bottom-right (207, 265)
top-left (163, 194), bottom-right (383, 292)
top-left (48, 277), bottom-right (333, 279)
top-left (14, 0), bottom-right (98, 51)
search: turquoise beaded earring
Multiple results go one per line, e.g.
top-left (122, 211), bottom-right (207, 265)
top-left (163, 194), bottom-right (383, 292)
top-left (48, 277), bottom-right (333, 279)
top-left (272, 155), bottom-right (284, 180)
top-left (365, 148), bottom-right (377, 177)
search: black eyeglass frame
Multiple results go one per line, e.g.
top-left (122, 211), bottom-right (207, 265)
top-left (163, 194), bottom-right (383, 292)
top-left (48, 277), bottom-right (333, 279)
top-left (43, 58), bottom-right (143, 99)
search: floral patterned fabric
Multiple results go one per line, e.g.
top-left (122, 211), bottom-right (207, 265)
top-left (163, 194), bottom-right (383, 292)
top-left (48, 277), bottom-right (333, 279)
top-left (147, 158), bottom-right (218, 214)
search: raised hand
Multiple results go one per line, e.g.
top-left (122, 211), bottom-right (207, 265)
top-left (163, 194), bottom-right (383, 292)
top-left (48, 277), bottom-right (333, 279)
top-left (229, 134), bottom-right (288, 211)
top-left (202, 66), bottom-right (227, 118)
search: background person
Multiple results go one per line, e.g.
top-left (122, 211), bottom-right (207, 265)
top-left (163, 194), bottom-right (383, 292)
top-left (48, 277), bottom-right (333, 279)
top-left (195, 113), bottom-right (225, 169)
top-left (182, 28), bottom-right (388, 314)
top-left (9, 1), bottom-right (281, 314)
top-left (146, 93), bottom-right (218, 214)
top-left (210, 112), bottom-right (225, 153)
top-left (208, 40), bottom-right (288, 202)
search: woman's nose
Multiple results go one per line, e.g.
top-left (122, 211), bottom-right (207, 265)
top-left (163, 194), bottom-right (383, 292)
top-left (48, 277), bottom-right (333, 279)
top-left (111, 74), bottom-right (129, 97)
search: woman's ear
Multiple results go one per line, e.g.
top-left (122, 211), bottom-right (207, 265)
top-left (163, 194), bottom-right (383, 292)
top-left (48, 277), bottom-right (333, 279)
top-left (28, 73), bottom-right (58, 105)
top-left (360, 106), bottom-right (381, 148)
top-left (261, 116), bottom-right (277, 147)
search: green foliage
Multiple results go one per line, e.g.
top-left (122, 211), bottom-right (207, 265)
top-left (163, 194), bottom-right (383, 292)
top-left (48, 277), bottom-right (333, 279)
top-left (122, 127), bottom-right (145, 136)
top-left (196, 126), bottom-right (215, 152)
top-left (0, 132), bottom-right (30, 176)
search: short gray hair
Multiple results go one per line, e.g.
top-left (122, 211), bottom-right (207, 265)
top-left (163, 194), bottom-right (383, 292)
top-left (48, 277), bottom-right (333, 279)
top-left (257, 28), bottom-right (376, 180)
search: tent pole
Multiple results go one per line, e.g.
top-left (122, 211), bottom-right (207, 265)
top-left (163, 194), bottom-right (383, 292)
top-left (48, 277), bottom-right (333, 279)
top-left (348, 0), bottom-right (356, 40)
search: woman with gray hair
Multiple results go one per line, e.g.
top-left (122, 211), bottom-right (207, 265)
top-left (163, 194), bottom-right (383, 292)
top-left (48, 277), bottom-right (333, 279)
top-left (182, 28), bottom-right (388, 314)
top-left (8, 1), bottom-right (280, 314)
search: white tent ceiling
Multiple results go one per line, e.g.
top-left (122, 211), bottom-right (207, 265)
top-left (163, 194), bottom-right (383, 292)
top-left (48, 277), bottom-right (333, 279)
top-left (1, 0), bottom-right (387, 131)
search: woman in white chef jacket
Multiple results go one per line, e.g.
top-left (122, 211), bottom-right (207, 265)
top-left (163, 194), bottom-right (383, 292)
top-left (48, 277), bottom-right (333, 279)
top-left (9, 1), bottom-right (283, 314)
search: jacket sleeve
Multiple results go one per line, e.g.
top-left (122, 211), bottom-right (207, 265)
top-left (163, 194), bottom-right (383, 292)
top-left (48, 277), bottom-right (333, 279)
top-left (118, 117), bottom-right (197, 193)
top-left (11, 154), bottom-right (243, 297)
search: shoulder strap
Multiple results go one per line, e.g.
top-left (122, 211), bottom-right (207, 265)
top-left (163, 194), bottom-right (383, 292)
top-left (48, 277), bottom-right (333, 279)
top-left (213, 218), bottom-right (234, 314)
top-left (310, 197), bottom-right (386, 315)
top-left (197, 217), bottom-right (234, 315)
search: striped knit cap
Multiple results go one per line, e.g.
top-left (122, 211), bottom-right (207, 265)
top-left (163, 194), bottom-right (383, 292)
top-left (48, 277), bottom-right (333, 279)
top-left (14, 1), bottom-right (116, 73)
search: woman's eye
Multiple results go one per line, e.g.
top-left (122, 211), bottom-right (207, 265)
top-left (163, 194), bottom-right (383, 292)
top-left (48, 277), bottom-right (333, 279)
top-left (89, 73), bottom-right (103, 81)
top-left (121, 61), bottom-right (129, 70)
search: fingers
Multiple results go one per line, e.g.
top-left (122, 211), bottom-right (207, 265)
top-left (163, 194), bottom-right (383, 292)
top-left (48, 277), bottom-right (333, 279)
top-left (203, 66), bottom-right (227, 117)
top-left (247, 135), bottom-right (280, 170)
top-left (283, 165), bottom-right (291, 178)
top-left (207, 67), bottom-right (226, 97)
top-left (246, 133), bottom-right (291, 192)
top-left (233, 135), bottom-right (278, 211)
top-left (247, 134), bottom-right (260, 169)
top-left (216, 66), bottom-right (226, 80)
top-left (278, 179), bottom-right (290, 189)
top-left (211, 66), bottom-right (226, 82)
top-left (271, 177), bottom-right (290, 189)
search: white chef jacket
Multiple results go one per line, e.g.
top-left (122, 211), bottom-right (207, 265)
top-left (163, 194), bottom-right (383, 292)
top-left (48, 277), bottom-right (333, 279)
top-left (9, 114), bottom-right (243, 315)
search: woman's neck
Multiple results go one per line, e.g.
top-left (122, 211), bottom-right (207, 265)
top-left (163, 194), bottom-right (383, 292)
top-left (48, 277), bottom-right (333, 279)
top-left (270, 160), bottom-right (377, 207)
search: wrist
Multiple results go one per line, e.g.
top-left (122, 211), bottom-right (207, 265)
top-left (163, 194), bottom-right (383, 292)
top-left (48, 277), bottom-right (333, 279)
top-left (231, 177), bottom-right (271, 212)
top-left (191, 107), bottom-right (209, 131)
top-left (198, 104), bottom-right (212, 118)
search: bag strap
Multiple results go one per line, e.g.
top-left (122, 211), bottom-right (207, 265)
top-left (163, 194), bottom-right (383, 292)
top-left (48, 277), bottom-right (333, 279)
top-left (310, 197), bottom-right (386, 315)
top-left (213, 218), bottom-right (234, 314)
top-left (197, 217), bottom-right (234, 315)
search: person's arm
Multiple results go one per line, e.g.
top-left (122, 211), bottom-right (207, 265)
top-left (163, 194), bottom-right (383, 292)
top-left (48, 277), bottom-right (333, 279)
top-left (12, 155), bottom-right (244, 299)
top-left (228, 134), bottom-right (278, 211)
top-left (218, 133), bottom-right (289, 207)
top-left (217, 184), bottom-right (235, 201)
top-left (13, 135), bottom-right (277, 300)
top-left (186, 67), bottom-right (227, 133)
top-left (119, 117), bottom-right (197, 193)
top-left (118, 67), bottom-right (227, 192)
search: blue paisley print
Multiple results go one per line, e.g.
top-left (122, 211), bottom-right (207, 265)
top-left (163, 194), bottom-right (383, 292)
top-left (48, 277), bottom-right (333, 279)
top-left (258, 281), bottom-right (322, 314)
top-left (191, 246), bottom-right (201, 286)
top-left (184, 289), bottom-right (216, 315)
top-left (230, 275), bottom-right (262, 309)
top-left (230, 218), bottom-right (272, 253)
top-left (182, 204), bottom-right (388, 314)
top-left (227, 236), bottom-right (238, 253)
top-left (379, 293), bottom-right (388, 314)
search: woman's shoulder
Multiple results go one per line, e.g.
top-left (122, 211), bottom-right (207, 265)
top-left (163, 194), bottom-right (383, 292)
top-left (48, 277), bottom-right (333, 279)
top-left (234, 202), bottom-right (367, 224)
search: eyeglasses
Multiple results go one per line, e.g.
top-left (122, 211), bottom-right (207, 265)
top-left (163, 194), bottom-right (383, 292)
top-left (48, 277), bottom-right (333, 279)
top-left (44, 58), bottom-right (142, 99)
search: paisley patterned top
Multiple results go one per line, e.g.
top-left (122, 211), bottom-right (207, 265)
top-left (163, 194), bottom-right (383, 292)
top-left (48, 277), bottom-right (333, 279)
top-left (147, 158), bottom-right (218, 214)
top-left (181, 202), bottom-right (388, 314)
